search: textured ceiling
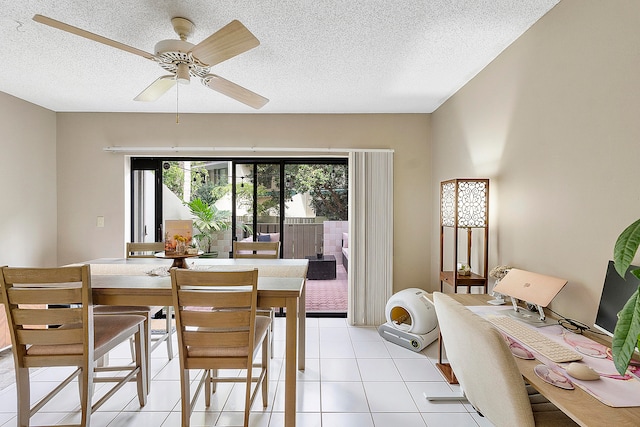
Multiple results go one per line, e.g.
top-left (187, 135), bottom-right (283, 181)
top-left (0, 1), bottom-right (560, 114)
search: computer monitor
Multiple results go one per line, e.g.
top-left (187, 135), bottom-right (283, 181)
top-left (594, 260), bottom-right (640, 337)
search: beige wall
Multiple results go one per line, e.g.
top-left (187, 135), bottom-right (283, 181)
top-left (0, 92), bottom-right (57, 267)
top-left (55, 113), bottom-right (431, 291)
top-left (431, 0), bottom-right (640, 326)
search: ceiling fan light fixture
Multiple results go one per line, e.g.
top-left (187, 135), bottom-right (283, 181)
top-left (176, 63), bottom-right (190, 85)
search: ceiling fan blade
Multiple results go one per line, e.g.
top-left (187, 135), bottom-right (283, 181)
top-left (203, 74), bottom-right (269, 109)
top-left (134, 76), bottom-right (176, 102)
top-left (191, 20), bottom-right (259, 67)
top-left (33, 14), bottom-right (155, 60)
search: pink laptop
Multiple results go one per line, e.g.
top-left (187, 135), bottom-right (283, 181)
top-left (492, 268), bottom-right (568, 307)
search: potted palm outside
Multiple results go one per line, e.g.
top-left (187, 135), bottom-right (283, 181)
top-left (184, 198), bottom-right (231, 258)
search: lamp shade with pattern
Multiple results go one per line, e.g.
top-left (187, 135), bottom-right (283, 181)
top-left (440, 179), bottom-right (488, 228)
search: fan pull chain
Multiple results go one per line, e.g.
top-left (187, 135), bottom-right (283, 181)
top-left (176, 79), bottom-right (180, 124)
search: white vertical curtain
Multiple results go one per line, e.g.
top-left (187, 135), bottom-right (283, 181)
top-left (348, 151), bottom-right (394, 326)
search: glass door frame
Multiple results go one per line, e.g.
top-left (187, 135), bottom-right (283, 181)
top-left (231, 160), bottom-right (286, 249)
top-left (130, 157), bottom-right (163, 242)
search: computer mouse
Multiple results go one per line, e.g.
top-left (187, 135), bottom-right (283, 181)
top-left (565, 362), bottom-right (600, 381)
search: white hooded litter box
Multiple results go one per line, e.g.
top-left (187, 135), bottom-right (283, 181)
top-left (378, 288), bottom-right (439, 352)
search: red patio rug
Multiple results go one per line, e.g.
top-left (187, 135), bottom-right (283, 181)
top-left (305, 265), bottom-right (347, 312)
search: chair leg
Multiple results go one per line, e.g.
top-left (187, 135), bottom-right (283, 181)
top-left (165, 305), bottom-right (174, 360)
top-left (16, 367), bottom-right (30, 427)
top-left (244, 367), bottom-right (252, 427)
top-left (134, 324), bottom-right (148, 407)
top-left (270, 309), bottom-right (275, 358)
top-left (204, 370), bottom-right (211, 407)
top-left (125, 312), bottom-right (152, 391)
top-left (143, 313), bottom-right (151, 392)
top-left (79, 363), bottom-right (93, 427)
top-left (210, 369), bottom-right (218, 393)
top-left (262, 333), bottom-right (269, 407)
top-left (78, 364), bottom-right (95, 405)
top-left (181, 369), bottom-right (191, 427)
top-left (129, 336), bottom-right (135, 363)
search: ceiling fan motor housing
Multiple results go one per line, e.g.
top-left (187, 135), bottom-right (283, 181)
top-left (154, 39), bottom-right (210, 80)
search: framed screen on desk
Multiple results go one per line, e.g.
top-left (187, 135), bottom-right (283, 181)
top-left (594, 260), bottom-right (640, 336)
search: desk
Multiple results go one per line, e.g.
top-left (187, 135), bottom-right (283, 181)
top-left (87, 258), bottom-right (308, 427)
top-left (445, 293), bottom-right (640, 427)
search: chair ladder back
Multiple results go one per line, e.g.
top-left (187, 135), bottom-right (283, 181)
top-left (127, 242), bottom-right (165, 258)
top-left (232, 241), bottom-right (281, 259)
top-left (180, 308), bottom-right (252, 329)
top-left (171, 269), bottom-right (259, 348)
top-left (8, 286), bottom-right (82, 305)
top-left (0, 266), bottom-right (93, 364)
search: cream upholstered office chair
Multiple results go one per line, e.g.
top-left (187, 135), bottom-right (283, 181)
top-left (433, 292), bottom-right (577, 427)
top-left (0, 265), bottom-right (147, 427)
top-left (232, 240), bottom-right (280, 355)
top-left (170, 268), bottom-right (270, 427)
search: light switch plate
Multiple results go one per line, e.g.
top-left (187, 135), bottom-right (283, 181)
top-left (97, 216), bottom-right (105, 227)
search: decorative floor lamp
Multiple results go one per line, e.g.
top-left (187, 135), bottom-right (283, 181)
top-left (439, 178), bottom-right (489, 294)
top-left (437, 178), bottom-right (489, 384)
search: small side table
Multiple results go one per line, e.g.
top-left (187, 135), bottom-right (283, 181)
top-left (154, 251), bottom-right (201, 269)
top-left (305, 255), bottom-right (337, 280)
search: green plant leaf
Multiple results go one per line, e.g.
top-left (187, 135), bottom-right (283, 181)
top-left (184, 197), bottom-right (232, 252)
top-left (612, 287), bottom-right (640, 374)
top-left (614, 218), bottom-right (640, 277)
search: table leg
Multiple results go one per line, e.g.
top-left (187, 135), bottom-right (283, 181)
top-left (285, 296), bottom-right (298, 427)
top-left (436, 333), bottom-right (458, 384)
top-left (298, 279), bottom-right (306, 371)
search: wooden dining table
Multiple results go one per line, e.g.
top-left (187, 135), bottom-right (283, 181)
top-left (86, 258), bottom-right (308, 427)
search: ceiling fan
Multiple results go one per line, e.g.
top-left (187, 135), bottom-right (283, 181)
top-left (32, 14), bottom-right (269, 109)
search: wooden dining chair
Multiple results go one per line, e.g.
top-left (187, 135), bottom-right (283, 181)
top-left (0, 265), bottom-right (147, 427)
top-left (125, 241), bottom-right (174, 360)
top-left (95, 241), bottom-right (174, 371)
top-left (232, 240), bottom-right (280, 355)
top-left (126, 241), bottom-right (165, 258)
top-left (232, 241), bottom-right (281, 259)
top-left (170, 268), bottom-right (270, 427)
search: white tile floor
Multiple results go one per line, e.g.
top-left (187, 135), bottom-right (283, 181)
top-left (0, 318), bottom-right (495, 426)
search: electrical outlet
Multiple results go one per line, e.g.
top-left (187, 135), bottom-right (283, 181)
top-left (97, 216), bottom-right (105, 227)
